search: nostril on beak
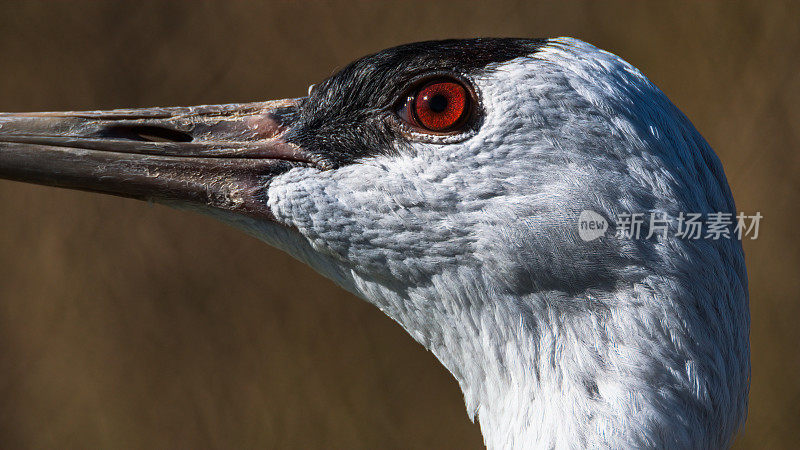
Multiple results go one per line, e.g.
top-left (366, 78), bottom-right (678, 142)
top-left (99, 125), bottom-right (194, 143)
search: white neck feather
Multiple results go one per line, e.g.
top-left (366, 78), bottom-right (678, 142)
top-left (346, 266), bottom-right (741, 449)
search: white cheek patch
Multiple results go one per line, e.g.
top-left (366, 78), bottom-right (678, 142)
top-left (264, 39), bottom-right (721, 289)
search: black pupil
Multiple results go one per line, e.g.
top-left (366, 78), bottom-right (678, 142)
top-left (428, 94), bottom-right (448, 113)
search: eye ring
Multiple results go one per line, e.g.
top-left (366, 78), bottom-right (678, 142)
top-left (397, 77), bottom-right (474, 134)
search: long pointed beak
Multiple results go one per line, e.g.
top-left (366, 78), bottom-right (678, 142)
top-left (0, 99), bottom-right (311, 218)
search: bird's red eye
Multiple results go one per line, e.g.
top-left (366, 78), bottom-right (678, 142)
top-left (402, 79), bottom-right (471, 133)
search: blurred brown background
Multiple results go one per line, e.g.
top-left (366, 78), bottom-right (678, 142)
top-left (0, 1), bottom-right (797, 448)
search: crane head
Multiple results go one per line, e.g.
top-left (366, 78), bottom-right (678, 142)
top-left (0, 38), bottom-right (749, 448)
